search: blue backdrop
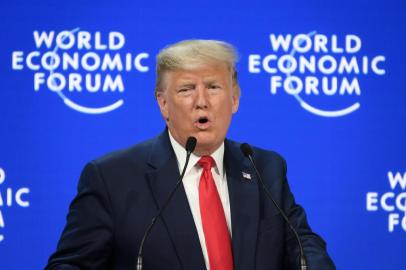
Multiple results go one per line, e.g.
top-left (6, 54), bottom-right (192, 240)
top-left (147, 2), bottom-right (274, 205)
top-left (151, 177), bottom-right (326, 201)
top-left (1, 0), bottom-right (405, 269)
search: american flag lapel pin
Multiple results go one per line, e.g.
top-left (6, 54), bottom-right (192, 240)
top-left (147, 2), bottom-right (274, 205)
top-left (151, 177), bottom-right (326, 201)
top-left (242, 171), bottom-right (252, 180)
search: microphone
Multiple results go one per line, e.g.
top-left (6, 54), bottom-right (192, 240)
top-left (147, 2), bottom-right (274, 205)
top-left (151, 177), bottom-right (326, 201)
top-left (240, 143), bottom-right (308, 270)
top-left (136, 136), bottom-right (197, 270)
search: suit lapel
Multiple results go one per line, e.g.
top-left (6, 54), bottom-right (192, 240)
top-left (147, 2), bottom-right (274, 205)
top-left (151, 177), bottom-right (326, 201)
top-left (225, 140), bottom-right (260, 270)
top-left (145, 131), bottom-right (206, 270)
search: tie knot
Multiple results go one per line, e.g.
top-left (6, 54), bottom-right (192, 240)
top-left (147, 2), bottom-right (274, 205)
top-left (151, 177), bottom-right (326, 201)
top-left (198, 155), bottom-right (215, 171)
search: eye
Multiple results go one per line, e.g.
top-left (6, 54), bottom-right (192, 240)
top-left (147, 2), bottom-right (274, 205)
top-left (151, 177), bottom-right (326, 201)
top-left (177, 86), bottom-right (194, 95)
top-left (208, 84), bottom-right (221, 90)
top-left (177, 84), bottom-right (195, 94)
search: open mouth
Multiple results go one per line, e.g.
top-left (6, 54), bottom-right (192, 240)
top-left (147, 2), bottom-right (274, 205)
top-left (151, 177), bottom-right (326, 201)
top-left (195, 116), bottom-right (210, 130)
top-left (198, 117), bottom-right (209, 124)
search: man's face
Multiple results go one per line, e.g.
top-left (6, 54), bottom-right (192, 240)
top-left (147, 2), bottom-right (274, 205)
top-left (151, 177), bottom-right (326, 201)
top-left (157, 62), bottom-right (240, 155)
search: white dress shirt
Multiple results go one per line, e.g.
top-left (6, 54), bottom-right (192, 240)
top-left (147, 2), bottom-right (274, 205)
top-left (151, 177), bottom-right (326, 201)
top-left (168, 132), bottom-right (232, 270)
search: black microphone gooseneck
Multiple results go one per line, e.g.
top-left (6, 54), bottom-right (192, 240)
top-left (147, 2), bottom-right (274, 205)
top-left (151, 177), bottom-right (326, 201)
top-left (240, 143), bottom-right (308, 270)
top-left (136, 136), bottom-right (197, 270)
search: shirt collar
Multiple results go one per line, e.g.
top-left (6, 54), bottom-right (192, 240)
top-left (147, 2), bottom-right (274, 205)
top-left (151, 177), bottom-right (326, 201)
top-left (168, 131), bottom-right (224, 177)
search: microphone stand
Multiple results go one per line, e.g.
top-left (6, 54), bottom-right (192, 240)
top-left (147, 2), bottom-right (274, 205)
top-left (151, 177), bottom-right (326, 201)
top-left (136, 137), bottom-right (197, 270)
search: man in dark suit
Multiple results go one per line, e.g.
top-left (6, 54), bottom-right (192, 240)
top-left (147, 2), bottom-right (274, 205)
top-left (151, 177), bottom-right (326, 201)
top-left (46, 40), bottom-right (335, 270)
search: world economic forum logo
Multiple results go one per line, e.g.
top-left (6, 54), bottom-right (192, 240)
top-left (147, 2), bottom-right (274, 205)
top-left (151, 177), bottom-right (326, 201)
top-left (11, 28), bottom-right (150, 114)
top-left (248, 31), bottom-right (386, 117)
top-left (366, 171), bottom-right (406, 232)
top-left (0, 167), bottom-right (30, 243)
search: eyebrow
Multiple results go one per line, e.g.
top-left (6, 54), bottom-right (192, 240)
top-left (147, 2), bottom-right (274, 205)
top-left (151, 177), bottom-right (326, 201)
top-left (177, 83), bottom-right (196, 88)
top-left (176, 76), bottom-right (223, 88)
top-left (204, 79), bottom-right (221, 84)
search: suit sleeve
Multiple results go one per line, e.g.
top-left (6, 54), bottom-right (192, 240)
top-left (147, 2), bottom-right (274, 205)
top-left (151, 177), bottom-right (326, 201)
top-left (45, 162), bottom-right (114, 270)
top-left (280, 158), bottom-right (336, 270)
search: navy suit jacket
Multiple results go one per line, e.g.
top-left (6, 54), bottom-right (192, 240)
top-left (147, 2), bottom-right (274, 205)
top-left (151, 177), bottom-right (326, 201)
top-left (46, 130), bottom-right (335, 270)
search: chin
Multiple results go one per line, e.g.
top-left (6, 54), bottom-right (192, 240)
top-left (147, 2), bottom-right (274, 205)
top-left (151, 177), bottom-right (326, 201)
top-left (195, 134), bottom-right (213, 145)
top-left (194, 135), bottom-right (222, 155)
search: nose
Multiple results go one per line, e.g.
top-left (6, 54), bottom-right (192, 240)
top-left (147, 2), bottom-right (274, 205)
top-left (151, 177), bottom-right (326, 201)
top-left (195, 84), bottom-right (209, 109)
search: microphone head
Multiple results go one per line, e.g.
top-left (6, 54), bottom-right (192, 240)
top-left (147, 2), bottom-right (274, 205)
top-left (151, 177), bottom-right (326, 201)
top-left (186, 136), bottom-right (197, 153)
top-left (240, 143), bottom-right (254, 157)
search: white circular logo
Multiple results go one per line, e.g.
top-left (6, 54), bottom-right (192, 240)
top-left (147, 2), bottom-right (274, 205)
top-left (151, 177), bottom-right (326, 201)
top-left (11, 27), bottom-right (150, 114)
top-left (248, 31), bottom-right (386, 117)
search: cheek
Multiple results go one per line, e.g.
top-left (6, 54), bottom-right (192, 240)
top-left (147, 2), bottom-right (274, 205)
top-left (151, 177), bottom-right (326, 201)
top-left (214, 106), bottom-right (233, 128)
top-left (218, 100), bottom-right (234, 116)
top-left (167, 100), bottom-right (194, 124)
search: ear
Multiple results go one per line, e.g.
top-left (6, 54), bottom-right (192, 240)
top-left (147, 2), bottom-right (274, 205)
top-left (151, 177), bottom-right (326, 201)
top-left (156, 91), bottom-right (169, 121)
top-left (231, 85), bottom-right (240, 114)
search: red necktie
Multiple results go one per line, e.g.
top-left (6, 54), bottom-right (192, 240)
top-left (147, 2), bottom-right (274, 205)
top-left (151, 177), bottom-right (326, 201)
top-left (198, 156), bottom-right (234, 270)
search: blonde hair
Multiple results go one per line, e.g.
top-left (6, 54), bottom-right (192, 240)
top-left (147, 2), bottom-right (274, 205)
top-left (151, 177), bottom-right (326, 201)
top-left (155, 39), bottom-right (239, 96)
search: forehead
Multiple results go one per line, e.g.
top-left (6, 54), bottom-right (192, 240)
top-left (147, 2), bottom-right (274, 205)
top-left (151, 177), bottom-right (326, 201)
top-left (162, 62), bottom-right (232, 86)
